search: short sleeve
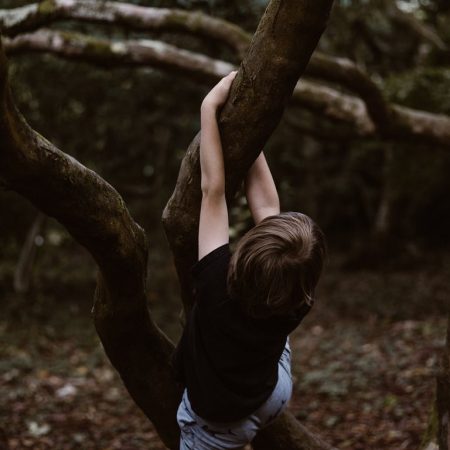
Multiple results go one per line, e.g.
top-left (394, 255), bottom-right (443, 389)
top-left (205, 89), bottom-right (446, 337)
top-left (191, 244), bottom-right (231, 306)
top-left (191, 243), bottom-right (231, 278)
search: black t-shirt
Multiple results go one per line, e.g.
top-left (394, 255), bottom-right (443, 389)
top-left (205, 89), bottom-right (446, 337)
top-left (172, 243), bottom-right (311, 422)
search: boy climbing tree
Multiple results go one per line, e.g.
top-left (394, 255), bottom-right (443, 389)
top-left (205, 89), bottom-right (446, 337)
top-left (173, 71), bottom-right (327, 449)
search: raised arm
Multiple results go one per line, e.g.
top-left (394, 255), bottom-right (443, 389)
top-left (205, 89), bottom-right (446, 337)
top-left (245, 152), bottom-right (280, 224)
top-left (198, 71), bottom-right (237, 260)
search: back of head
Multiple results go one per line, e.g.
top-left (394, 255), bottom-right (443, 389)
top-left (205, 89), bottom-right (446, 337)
top-left (227, 212), bottom-right (326, 319)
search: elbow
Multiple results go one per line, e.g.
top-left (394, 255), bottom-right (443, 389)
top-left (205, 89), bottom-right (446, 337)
top-left (201, 184), bottom-right (225, 198)
top-left (201, 177), bottom-right (225, 198)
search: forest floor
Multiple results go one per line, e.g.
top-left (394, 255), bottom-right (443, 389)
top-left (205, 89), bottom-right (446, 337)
top-left (0, 289), bottom-right (446, 450)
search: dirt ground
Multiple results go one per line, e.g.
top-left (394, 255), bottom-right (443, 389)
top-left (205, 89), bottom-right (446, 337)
top-left (0, 294), bottom-right (446, 450)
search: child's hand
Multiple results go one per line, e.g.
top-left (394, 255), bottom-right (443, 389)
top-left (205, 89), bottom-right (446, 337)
top-left (201, 71), bottom-right (238, 111)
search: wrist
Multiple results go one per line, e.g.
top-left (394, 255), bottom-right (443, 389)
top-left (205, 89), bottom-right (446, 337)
top-left (201, 100), bottom-right (219, 115)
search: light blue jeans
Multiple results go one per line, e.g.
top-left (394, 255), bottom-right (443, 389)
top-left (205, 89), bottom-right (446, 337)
top-left (177, 338), bottom-right (292, 450)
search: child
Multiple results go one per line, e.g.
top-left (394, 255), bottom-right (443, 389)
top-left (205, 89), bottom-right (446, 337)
top-left (173, 71), bottom-right (326, 450)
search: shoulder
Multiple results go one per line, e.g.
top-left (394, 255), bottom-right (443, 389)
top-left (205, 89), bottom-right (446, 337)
top-left (192, 243), bottom-right (231, 280)
top-left (191, 244), bottom-right (232, 307)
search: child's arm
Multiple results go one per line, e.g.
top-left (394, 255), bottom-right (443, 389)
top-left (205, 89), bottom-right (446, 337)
top-left (198, 71), bottom-right (237, 260)
top-left (245, 152), bottom-right (280, 224)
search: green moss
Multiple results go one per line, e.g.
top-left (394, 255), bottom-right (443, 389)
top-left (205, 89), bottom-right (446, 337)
top-left (170, 10), bottom-right (205, 32)
top-left (55, 31), bottom-right (113, 58)
top-left (84, 38), bottom-right (115, 58)
top-left (38, 0), bottom-right (56, 15)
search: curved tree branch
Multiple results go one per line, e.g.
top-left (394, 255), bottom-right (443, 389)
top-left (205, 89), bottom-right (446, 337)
top-left (1, 29), bottom-right (366, 132)
top-left (0, 0), bottom-right (423, 130)
top-left (4, 28), bottom-right (450, 147)
top-left (0, 35), bottom-right (181, 450)
top-left (3, 29), bottom-right (235, 83)
top-left (1, 0), bottom-right (448, 143)
top-left (0, 0), bottom-right (251, 57)
top-left (304, 53), bottom-right (393, 132)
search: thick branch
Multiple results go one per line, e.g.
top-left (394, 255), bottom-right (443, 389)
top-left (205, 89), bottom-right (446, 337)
top-left (0, 0), bottom-right (393, 129)
top-left (4, 29), bottom-right (450, 147)
top-left (0, 0), bottom-right (251, 56)
top-left (0, 35), bottom-right (181, 450)
top-left (3, 29), bottom-right (235, 84)
top-left (1, 0), bottom-right (447, 142)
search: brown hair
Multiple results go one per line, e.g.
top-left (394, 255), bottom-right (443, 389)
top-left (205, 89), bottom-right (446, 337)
top-left (227, 212), bottom-right (326, 319)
